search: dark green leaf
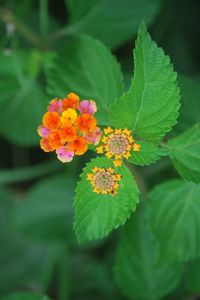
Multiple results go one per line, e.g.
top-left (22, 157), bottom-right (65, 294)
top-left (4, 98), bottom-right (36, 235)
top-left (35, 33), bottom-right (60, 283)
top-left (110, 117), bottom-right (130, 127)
top-left (149, 180), bottom-right (200, 261)
top-left (168, 123), bottom-right (200, 183)
top-left (115, 203), bottom-right (182, 300)
top-left (14, 174), bottom-right (75, 242)
top-left (0, 51), bottom-right (48, 145)
top-left (66, 0), bottom-right (162, 48)
top-left (46, 35), bottom-right (124, 125)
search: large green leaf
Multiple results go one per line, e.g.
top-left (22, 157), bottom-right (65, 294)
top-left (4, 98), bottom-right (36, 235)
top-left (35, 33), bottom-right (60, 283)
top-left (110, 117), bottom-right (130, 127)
top-left (174, 75), bottom-right (200, 133)
top-left (0, 51), bottom-right (48, 145)
top-left (14, 174), bottom-right (75, 242)
top-left (167, 123), bottom-right (200, 183)
top-left (149, 180), bottom-right (200, 261)
top-left (110, 23), bottom-right (180, 140)
top-left (0, 292), bottom-right (50, 300)
top-left (66, 0), bottom-right (162, 48)
top-left (115, 203), bottom-right (182, 300)
top-left (74, 157), bottom-right (139, 243)
top-left (46, 35), bottom-right (124, 125)
top-left (128, 141), bottom-right (169, 166)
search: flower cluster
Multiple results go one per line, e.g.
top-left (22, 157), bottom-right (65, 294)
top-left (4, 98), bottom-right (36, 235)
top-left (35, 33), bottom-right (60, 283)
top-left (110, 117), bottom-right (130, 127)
top-left (96, 127), bottom-right (140, 167)
top-left (37, 93), bottom-right (102, 162)
top-left (87, 167), bottom-right (121, 196)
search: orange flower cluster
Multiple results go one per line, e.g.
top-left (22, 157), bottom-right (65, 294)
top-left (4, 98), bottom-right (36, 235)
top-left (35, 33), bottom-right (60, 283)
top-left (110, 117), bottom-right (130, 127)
top-left (37, 93), bottom-right (102, 163)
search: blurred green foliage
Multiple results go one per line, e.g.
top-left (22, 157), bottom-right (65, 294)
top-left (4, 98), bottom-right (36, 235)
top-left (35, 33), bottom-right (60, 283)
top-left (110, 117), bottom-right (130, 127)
top-left (0, 0), bottom-right (200, 300)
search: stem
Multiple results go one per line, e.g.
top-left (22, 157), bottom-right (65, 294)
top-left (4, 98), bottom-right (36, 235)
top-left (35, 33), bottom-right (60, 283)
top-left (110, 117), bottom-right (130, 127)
top-left (58, 246), bottom-right (69, 300)
top-left (0, 160), bottom-right (63, 185)
top-left (39, 0), bottom-right (49, 38)
top-left (0, 7), bottom-right (48, 50)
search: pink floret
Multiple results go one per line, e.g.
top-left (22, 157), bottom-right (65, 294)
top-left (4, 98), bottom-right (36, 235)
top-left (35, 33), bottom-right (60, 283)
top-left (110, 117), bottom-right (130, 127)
top-left (56, 146), bottom-right (74, 163)
top-left (79, 100), bottom-right (97, 115)
top-left (37, 125), bottom-right (51, 137)
top-left (48, 99), bottom-right (63, 113)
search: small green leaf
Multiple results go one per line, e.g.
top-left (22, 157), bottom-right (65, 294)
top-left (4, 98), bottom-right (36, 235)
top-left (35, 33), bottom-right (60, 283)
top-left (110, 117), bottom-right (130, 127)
top-left (14, 174), bottom-right (75, 242)
top-left (168, 123), bottom-right (200, 183)
top-left (110, 23), bottom-right (180, 140)
top-left (46, 35), bottom-right (124, 125)
top-left (114, 203), bottom-right (182, 300)
top-left (128, 141), bottom-right (169, 166)
top-left (66, 0), bottom-right (162, 48)
top-left (148, 180), bottom-right (200, 261)
top-left (0, 292), bottom-right (51, 300)
top-left (74, 157), bottom-right (139, 243)
top-left (0, 51), bottom-right (48, 146)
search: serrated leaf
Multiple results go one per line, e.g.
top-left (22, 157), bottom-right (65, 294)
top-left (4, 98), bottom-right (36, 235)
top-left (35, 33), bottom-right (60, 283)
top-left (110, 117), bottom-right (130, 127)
top-left (110, 23), bottom-right (180, 140)
top-left (128, 141), bottom-right (169, 166)
top-left (14, 174), bottom-right (75, 242)
top-left (167, 123), bottom-right (200, 183)
top-left (46, 35), bottom-right (124, 125)
top-left (0, 292), bottom-right (51, 300)
top-left (148, 180), bottom-right (200, 261)
top-left (66, 0), bottom-right (162, 49)
top-left (74, 157), bottom-right (139, 243)
top-left (115, 203), bottom-right (182, 300)
top-left (174, 74), bottom-right (200, 133)
top-left (0, 52), bottom-right (48, 146)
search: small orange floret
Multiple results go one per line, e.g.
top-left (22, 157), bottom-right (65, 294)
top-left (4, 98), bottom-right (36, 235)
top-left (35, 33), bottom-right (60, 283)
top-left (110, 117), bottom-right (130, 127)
top-left (48, 130), bottom-right (63, 150)
top-left (42, 112), bottom-right (60, 129)
top-left (40, 138), bottom-right (53, 152)
top-left (76, 113), bottom-right (97, 133)
top-left (63, 92), bottom-right (80, 111)
top-left (68, 136), bottom-right (88, 155)
top-left (60, 125), bottom-right (77, 143)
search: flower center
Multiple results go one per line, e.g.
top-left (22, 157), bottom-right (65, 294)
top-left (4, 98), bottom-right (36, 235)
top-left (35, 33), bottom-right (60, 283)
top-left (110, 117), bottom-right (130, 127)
top-left (94, 170), bottom-right (114, 191)
top-left (107, 134), bottom-right (128, 155)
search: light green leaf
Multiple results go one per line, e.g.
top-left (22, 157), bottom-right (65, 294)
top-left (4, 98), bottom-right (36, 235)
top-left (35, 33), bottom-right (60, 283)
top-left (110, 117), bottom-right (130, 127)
top-left (0, 292), bottom-right (51, 300)
top-left (174, 74), bottom-right (200, 133)
top-left (167, 123), bottom-right (200, 183)
top-left (110, 23), bottom-right (180, 140)
top-left (149, 180), bottom-right (200, 261)
top-left (74, 157), bottom-right (139, 243)
top-left (46, 35), bottom-right (124, 125)
top-left (66, 0), bottom-right (162, 48)
top-left (115, 203), bottom-right (182, 300)
top-left (14, 174), bottom-right (75, 242)
top-left (0, 51), bottom-right (48, 145)
top-left (128, 141), bottom-right (169, 166)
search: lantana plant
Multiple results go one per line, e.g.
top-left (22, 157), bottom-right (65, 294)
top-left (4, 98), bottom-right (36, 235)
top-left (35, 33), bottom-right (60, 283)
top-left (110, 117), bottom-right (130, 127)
top-left (38, 23), bottom-right (181, 244)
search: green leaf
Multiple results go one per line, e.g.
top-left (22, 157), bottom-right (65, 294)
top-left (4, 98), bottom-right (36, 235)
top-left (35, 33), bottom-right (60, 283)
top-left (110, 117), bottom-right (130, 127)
top-left (74, 157), bottom-right (139, 243)
top-left (148, 180), bottom-right (200, 261)
top-left (174, 74), bottom-right (200, 133)
top-left (0, 292), bottom-right (51, 300)
top-left (110, 23), bottom-right (180, 140)
top-left (167, 123), bottom-right (200, 183)
top-left (46, 35), bottom-right (124, 125)
top-left (115, 203), bottom-right (182, 300)
top-left (128, 141), bottom-right (169, 166)
top-left (14, 174), bottom-right (75, 242)
top-left (0, 51), bottom-right (48, 146)
top-left (66, 0), bottom-right (162, 49)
